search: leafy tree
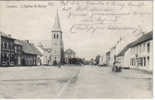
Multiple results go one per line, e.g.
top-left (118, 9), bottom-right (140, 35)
top-left (95, 55), bottom-right (100, 65)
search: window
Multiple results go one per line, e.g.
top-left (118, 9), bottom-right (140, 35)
top-left (137, 58), bottom-right (143, 66)
top-left (130, 59), bottom-right (133, 66)
top-left (133, 59), bottom-right (135, 66)
top-left (147, 43), bottom-right (150, 53)
top-left (15, 46), bottom-right (17, 53)
top-left (57, 34), bottom-right (59, 39)
top-left (1, 53), bottom-right (4, 61)
top-left (54, 34), bottom-right (56, 39)
top-left (130, 58), bottom-right (134, 66)
top-left (143, 43), bottom-right (145, 52)
top-left (10, 54), bottom-right (14, 61)
top-left (141, 58), bottom-right (143, 66)
top-left (7, 42), bottom-right (9, 49)
top-left (2, 42), bottom-right (5, 48)
top-left (10, 43), bottom-right (13, 49)
top-left (147, 56), bottom-right (150, 65)
top-left (4, 42), bottom-right (7, 49)
top-left (144, 57), bottom-right (146, 66)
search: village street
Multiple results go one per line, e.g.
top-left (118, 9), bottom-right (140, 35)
top-left (0, 65), bottom-right (152, 98)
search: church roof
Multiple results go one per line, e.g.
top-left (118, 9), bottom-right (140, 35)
top-left (52, 10), bottom-right (61, 31)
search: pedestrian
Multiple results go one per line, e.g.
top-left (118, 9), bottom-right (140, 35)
top-left (112, 61), bottom-right (116, 72)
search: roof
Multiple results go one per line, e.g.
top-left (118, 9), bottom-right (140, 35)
top-left (14, 40), bottom-right (23, 45)
top-left (18, 40), bottom-right (42, 55)
top-left (117, 31), bottom-right (153, 57)
top-left (106, 51), bottom-right (110, 55)
top-left (43, 48), bottom-right (52, 53)
top-left (52, 10), bottom-right (61, 31)
top-left (130, 31), bottom-right (153, 47)
top-left (0, 31), bottom-right (14, 40)
top-left (117, 43), bottom-right (132, 57)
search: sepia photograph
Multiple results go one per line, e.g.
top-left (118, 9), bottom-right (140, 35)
top-left (0, 0), bottom-right (153, 98)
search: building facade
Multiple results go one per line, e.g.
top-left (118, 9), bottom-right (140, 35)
top-left (50, 11), bottom-right (64, 65)
top-left (0, 31), bottom-right (42, 67)
top-left (106, 51), bottom-right (110, 66)
top-left (64, 48), bottom-right (76, 64)
top-left (116, 31), bottom-right (153, 72)
top-left (129, 31), bottom-right (153, 72)
top-left (21, 40), bottom-right (42, 66)
top-left (99, 54), bottom-right (106, 66)
top-left (109, 46), bottom-right (116, 66)
top-left (0, 32), bottom-right (15, 66)
top-left (37, 43), bottom-right (52, 65)
top-left (14, 40), bottom-right (23, 66)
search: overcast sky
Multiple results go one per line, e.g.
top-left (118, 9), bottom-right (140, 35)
top-left (0, 1), bottom-right (152, 60)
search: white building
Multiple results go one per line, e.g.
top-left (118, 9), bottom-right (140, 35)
top-left (117, 31), bottom-right (153, 72)
top-left (116, 43), bottom-right (132, 69)
top-left (64, 48), bottom-right (76, 64)
top-left (109, 46), bottom-right (116, 66)
top-left (128, 31), bottom-right (153, 72)
top-left (99, 54), bottom-right (106, 66)
top-left (36, 43), bottom-right (52, 65)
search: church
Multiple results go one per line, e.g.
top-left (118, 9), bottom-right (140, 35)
top-left (50, 10), bottom-right (64, 65)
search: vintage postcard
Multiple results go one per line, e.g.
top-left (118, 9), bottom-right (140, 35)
top-left (0, 0), bottom-right (153, 98)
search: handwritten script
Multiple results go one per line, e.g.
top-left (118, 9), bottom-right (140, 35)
top-left (60, 1), bottom-right (152, 34)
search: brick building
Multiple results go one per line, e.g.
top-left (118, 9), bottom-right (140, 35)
top-left (0, 32), bottom-right (15, 66)
top-left (0, 31), bottom-right (42, 66)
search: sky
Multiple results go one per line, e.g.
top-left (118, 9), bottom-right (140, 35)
top-left (0, 1), bottom-right (153, 60)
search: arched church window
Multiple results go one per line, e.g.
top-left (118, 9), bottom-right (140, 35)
top-left (54, 34), bottom-right (55, 39)
top-left (57, 34), bottom-right (59, 39)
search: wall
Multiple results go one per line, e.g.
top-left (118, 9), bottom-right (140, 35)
top-left (127, 40), bottom-right (153, 72)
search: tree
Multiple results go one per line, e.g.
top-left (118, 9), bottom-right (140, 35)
top-left (95, 55), bottom-right (100, 65)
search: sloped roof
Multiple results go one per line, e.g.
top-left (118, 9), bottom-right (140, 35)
top-left (131, 31), bottom-right (153, 47)
top-left (43, 48), bottom-right (52, 53)
top-left (17, 40), bottom-right (42, 55)
top-left (52, 10), bottom-right (61, 31)
top-left (0, 31), bottom-right (14, 39)
top-left (117, 43), bottom-right (132, 57)
top-left (106, 51), bottom-right (110, 55)
top-left (117, 31), bottom-right (153, 57)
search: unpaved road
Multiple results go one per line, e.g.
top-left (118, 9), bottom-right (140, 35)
top-left (0, 65), bottom-right (152, 98)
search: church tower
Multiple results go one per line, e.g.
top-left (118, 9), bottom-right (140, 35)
top-left (50, 10), bottom-right (64, 65)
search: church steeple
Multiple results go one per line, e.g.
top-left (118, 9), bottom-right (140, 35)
top-left (50, 9), bottom-right (64, 65)
top-left (52, 9), bottom-right (61, 31)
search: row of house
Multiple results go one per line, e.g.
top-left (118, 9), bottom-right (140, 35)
top-left (99, 31), bottom-right (153, 72)
top-left (0, 30), bottom-right (77, 66)
top-left (0, 31), bottom-right (42, 66)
